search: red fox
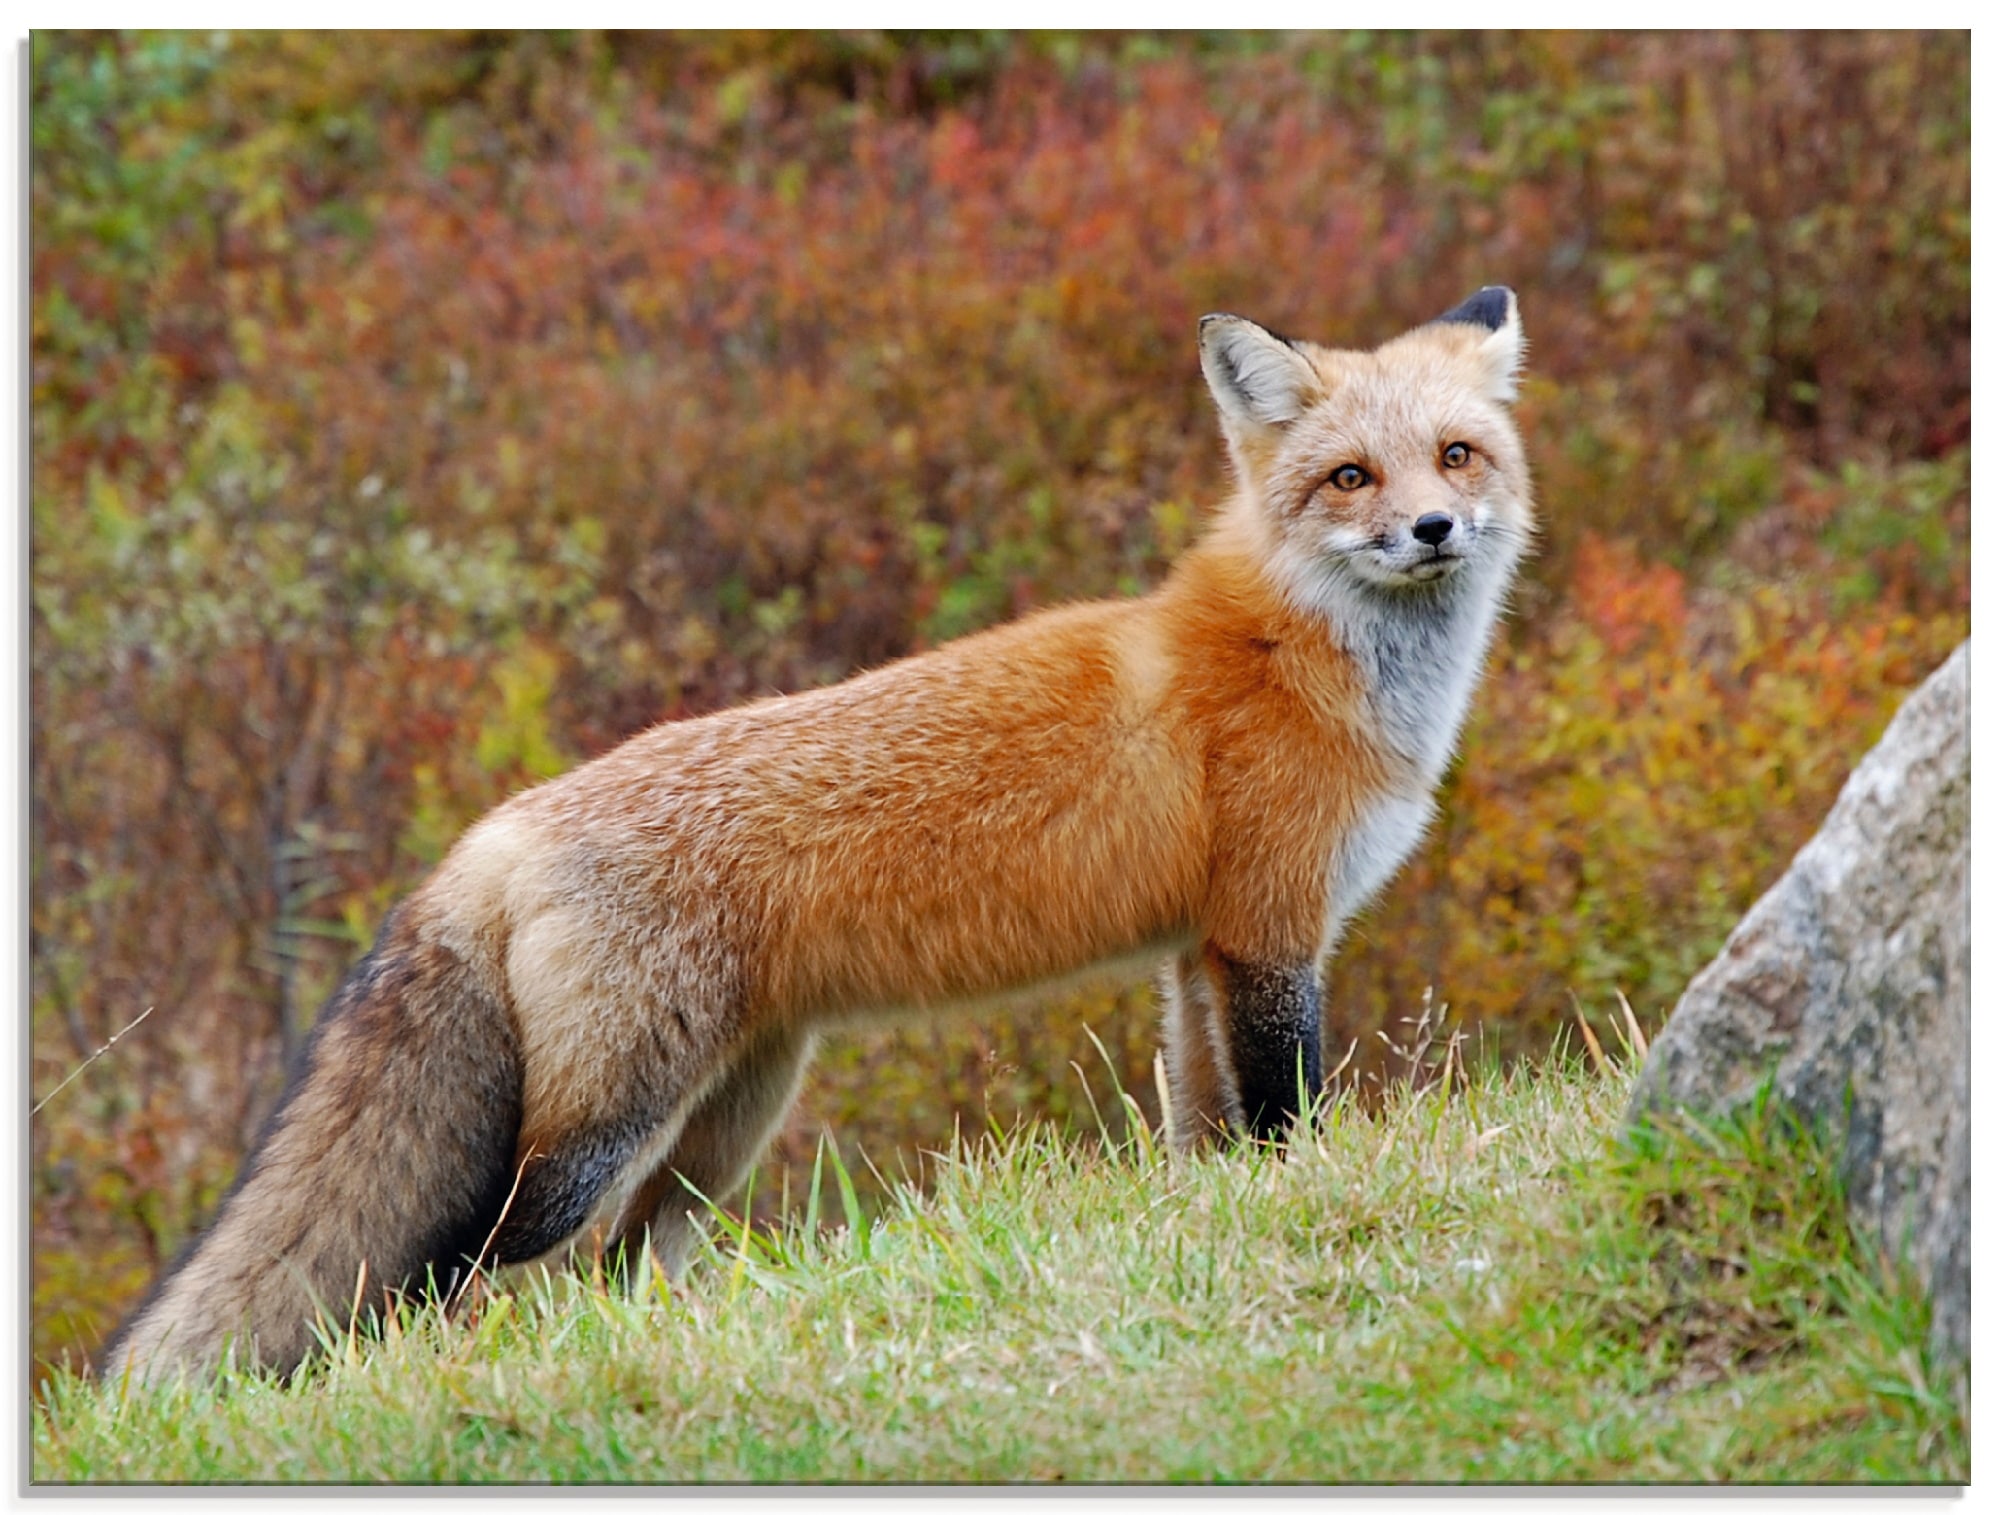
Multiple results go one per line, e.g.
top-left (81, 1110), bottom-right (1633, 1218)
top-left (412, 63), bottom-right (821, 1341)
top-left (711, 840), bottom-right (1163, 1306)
top-left (102, 288), bottom-right (1534, 1380)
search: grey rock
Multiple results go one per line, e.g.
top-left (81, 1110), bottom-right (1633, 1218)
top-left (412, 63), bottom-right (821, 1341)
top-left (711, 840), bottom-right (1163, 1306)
top-left (1627, 640), bottom-right (1968, 1369)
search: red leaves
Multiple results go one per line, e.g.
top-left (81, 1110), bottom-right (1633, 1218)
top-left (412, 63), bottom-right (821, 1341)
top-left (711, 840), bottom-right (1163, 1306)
top-left (1570, 535), bottom-right (1688, 659)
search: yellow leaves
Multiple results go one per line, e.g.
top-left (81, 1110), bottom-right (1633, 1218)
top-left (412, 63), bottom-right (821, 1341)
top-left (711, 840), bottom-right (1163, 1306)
top-left (474, 643), bottom-right (570, 785)
top-left (1179, 117), bottom-right (1223, 170)
top-left (496, 435), bottom-right (527, 491)
top-left (83, 469), bottom-right (135, 546)
top-left (399, 762), bottom-right (467, 869)
top-left (396, 640), bottom-right (574, 863)
top-left (227, 313), bottom-right (268, 370)
top-left (772, 161), bottom-right (808, 208)
top-left (672, 615), bottom-right (721, 668)
top-left (713, 67), bottom-right (766, 128)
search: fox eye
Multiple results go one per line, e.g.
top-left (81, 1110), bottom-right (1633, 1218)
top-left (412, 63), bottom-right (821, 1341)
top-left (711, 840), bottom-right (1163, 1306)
top-left (1441, 442), bottom-right (1472, 469)
top-left (1331, 464), bottom-right (1370, 491)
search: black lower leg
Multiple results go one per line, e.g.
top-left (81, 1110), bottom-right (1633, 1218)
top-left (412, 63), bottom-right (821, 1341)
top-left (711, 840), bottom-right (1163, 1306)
top-left (489, 1124), bottom-right (648, 1266)
top-left (1221, 957), bottom-right (1323, 1144)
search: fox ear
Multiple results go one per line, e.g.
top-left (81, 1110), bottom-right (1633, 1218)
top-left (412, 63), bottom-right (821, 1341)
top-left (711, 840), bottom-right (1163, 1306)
top-left (1199, 314), bottom-right (1321, 436)
top-left (1431, 285), bottom-right (1525, 405)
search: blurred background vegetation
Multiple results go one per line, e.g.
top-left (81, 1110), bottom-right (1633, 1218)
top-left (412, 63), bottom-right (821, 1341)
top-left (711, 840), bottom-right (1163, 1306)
top-left (30, 30), bottom-right (1969, 1375)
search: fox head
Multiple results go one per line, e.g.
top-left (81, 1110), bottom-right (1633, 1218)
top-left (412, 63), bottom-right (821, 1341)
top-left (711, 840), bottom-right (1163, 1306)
top-left (1199, 288), bottom-right (1534, 617)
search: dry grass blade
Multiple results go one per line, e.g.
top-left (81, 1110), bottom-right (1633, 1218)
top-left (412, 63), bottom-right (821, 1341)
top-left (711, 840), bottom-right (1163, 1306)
top-left (1617, 991), bottom-right (1650, 1060)
top-left (32, 1006), bottom-right (156, 1117)
top-left (451, 1149), bottom-right (537, 1312)
top-left (1574, 1009), bottom-right (1610, 1078)
top-left (344, 1260), bottom-right (369, 1366)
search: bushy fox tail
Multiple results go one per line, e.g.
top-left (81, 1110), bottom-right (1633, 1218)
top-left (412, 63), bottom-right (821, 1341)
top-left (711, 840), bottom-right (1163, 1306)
top-left (98, 903), bottom-right (524, 1383)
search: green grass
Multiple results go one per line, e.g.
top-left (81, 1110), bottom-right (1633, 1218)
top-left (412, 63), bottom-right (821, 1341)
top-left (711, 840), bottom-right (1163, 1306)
top-left (34, 1051), bottom-right (1966, 1484)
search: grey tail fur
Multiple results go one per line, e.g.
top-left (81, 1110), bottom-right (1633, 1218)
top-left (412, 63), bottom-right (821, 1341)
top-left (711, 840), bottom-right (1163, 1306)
top-left (97, 902), bottom-right (523, 1382)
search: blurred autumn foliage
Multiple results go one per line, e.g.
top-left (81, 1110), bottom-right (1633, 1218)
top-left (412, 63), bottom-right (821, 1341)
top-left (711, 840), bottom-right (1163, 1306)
top-left (31, 31), bottom-right (1968, 1372)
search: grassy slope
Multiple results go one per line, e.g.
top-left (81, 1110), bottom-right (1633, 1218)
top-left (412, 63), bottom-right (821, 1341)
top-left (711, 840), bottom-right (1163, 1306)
top-left (34, 1052), bottom-right (1966, 1485)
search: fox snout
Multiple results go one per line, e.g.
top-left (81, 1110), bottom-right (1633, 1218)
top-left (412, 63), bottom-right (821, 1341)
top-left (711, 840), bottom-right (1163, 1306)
top-left (1411, 512), bottom-right (1455, 548)
top-left (1352, 506), bottom-right (1476, 586)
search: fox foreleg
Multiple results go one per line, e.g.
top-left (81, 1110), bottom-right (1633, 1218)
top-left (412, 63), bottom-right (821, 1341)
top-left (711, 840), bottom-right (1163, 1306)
top-left (1163, 950), bottom-right (1322, 1148)
top-left (1217, 955), bottom-right (1322, 1143)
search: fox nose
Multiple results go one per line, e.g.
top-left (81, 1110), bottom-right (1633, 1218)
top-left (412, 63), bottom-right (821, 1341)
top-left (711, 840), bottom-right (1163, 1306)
top-left (1412, 513), bottom-right (1455, 547)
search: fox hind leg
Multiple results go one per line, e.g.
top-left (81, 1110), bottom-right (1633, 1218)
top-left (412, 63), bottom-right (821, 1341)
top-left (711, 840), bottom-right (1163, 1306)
top-left (604, 1026), bottom-right (817, 1278)
top-left (1162, 948), bottom-right (1323, 1148)
top-left (488, 1119), bottom-right (661, 1267)
top-left (488, 903), bottom-right (744, 1268)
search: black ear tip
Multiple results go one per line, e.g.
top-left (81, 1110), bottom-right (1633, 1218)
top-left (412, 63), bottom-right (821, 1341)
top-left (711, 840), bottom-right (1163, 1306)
top-left (1433, 286), bottom-right (1515, 332)
top-left (1199, 312), bottom-right (1240, 332)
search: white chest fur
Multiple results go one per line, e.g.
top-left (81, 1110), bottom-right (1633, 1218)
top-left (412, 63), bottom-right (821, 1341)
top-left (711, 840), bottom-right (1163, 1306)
top-left (1318, 790), bottom-right (1436, 960)
top-left (1312, 553), bottom-right (1517, 957)
top-left (1337, 562), bottom-right (1512, 785)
